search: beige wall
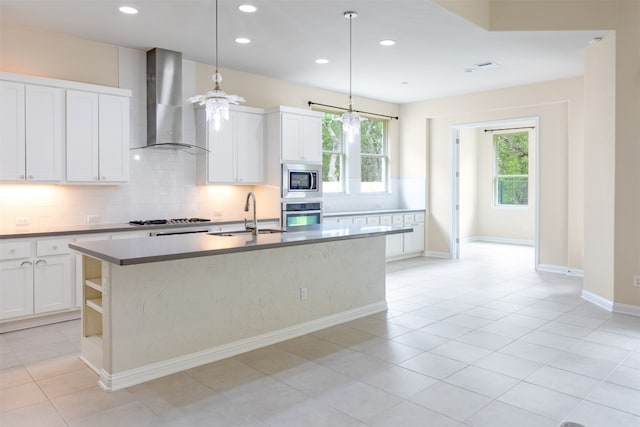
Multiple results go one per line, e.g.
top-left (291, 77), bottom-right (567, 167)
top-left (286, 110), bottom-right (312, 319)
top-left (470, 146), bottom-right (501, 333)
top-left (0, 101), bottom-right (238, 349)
top-left (461, 126), bottom-right (535, 243)
top-left (0, 22), bottom-right (119, 87)
top-left (401, 79), bottom-right (580, 268)
top-left (435, 0), bottom-right (640, 315)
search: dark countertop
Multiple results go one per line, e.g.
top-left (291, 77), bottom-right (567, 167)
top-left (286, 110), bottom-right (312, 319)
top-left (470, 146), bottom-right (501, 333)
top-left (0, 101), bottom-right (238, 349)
top-left (70, 223), bottom-right (410, 266)
top-left (0, 217), bottom-right (280, 239)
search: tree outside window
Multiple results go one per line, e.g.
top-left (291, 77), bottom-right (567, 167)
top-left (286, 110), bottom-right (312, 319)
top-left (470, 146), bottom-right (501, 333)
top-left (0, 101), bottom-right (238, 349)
top-left (494, 132), bottom-right (528, 206)
top-left (321, 113), bottom-right (344, 193)
top-left (360, 119), bottom-right (387, 192)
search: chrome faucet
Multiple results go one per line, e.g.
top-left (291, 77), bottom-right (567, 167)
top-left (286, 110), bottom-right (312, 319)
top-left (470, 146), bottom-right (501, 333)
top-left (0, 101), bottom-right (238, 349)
top-left (243, 191), bottom-right (258, 235)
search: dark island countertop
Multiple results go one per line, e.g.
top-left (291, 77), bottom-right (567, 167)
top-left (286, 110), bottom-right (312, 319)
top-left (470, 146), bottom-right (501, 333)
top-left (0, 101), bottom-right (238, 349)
top-left (69, 223), bottom-right (410, 266)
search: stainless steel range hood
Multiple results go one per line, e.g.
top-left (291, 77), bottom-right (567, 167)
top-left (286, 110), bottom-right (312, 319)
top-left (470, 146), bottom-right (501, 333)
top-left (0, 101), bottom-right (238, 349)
top-left (145, 48), bottom-right (203, 150)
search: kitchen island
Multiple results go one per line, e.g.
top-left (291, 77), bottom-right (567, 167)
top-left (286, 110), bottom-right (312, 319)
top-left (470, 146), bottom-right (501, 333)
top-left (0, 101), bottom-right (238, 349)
top-left (70, 223), bottom-right (407, 391)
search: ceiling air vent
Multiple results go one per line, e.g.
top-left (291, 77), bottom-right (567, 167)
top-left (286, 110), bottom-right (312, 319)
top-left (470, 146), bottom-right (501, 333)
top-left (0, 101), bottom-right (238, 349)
top-left (475, 61), bottom-right (498, 69)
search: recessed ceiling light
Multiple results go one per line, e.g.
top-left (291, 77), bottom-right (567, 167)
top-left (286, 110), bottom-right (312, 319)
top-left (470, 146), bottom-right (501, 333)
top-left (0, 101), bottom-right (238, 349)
top-left (475, 61), bottom-right (498, 68)
top-left (589, 36), bottom-right (603, 44)
top-left (239, 5), bottom-right (257, 13)
top-left (235, 38), bottom-right (251, 44)
top-left (118, 6), bottom-right (138, 14)
top-left (315, 58), bottom-right (329, 64)
top-left (401, 81), bottom-right (409, 85)
top-left (379, 39), bottom-right (396, 46)
top-left (464, 68), bottom-right (477, 73)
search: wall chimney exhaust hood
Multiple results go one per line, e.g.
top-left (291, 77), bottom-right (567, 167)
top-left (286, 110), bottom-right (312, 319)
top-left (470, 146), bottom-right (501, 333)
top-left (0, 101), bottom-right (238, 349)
top-left (142, 48), bottom-right (205, 151)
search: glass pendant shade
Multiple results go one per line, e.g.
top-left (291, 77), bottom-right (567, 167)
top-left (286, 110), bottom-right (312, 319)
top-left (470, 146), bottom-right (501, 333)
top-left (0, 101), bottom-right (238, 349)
top-left (189, 0), bottom-right (244, 131)
top-left (340, 110), bottom-right (363, 143)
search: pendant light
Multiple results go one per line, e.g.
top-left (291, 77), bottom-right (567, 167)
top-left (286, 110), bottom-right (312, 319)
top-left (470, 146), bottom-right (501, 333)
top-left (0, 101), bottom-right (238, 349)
top-left (189, 0), bottom-right (245, 131)
top-left (339, 11), bottom-right (365, 143)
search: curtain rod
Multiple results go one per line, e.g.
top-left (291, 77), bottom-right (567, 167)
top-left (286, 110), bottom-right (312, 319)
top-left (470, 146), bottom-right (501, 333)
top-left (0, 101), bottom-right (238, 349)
top-left (307, 101), bottom-right (399, 120)
top-left (484, 126), bottom-right (535, 132)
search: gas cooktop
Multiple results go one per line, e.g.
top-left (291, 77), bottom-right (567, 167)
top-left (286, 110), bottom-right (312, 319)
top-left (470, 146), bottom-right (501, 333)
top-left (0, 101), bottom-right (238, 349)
top-left (129, 218), bottom-right (211, 226)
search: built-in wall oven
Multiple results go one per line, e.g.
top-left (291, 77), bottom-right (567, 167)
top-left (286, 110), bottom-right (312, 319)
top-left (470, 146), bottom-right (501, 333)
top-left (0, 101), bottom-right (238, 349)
top-left (281, 201), bottom-right (323, 230)
top-left (282, 163), bottom-right (322, 199)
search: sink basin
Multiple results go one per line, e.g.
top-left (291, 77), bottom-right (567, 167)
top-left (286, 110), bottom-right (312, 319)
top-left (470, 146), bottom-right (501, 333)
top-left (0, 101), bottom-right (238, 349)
top-left (209, 228), bottom-right (284, 236)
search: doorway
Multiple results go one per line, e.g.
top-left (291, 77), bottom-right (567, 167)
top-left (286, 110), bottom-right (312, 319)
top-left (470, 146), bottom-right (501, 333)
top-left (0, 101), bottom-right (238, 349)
top-left (450, 118), bottom-right (539, 266)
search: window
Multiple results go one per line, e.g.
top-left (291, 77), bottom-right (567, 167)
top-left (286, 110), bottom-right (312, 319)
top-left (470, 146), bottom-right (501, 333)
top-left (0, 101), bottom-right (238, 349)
top-left (321, 113), bottom-right (345, 193)
top-left (321, 112), bottom-right (389, 193)
top-left (360, 118), bottom-right (388, 192)
top-left (494, 132), bottom-right (529, 206)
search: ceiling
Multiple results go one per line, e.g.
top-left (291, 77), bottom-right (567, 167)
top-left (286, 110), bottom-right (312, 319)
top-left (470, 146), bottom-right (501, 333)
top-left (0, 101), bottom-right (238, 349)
top-left (0, 0), bottom-right (604, 104)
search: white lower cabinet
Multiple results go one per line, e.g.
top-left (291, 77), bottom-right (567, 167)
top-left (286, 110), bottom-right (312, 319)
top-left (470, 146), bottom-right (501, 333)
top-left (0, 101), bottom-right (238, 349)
top-left (325, 211), bottom-right (425, 260)
top-left (0, 260), bottom-right (34, 320)
top-left (33, 256), bottom-right (71, 313)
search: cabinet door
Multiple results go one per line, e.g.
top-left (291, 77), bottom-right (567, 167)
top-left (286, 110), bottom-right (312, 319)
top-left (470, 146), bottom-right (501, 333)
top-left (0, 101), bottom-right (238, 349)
top-left (386, 234), bottom-right (404, 257)
top-left (281, 113), bottom-right (302, 162)
top-left (99, 94), bottom-right (130, 182)
top-left (300, 115), bottom-right (322, 163)
top-left (34, 256), bottom-right (71, 314)
top-left (0, 81), bottom-right (26, 181)
top-left (25, 85), bottom-right (64, 182)
top-left (236, 112), bottom-right (264, 183)
top-left (66, 90), bottom-right (99, 182)
top-left (0, 260), bottom-right (34, 320)
top-left (207, 117), bottom-right (235, 182)
top-left (404, 223), bottom-right (425, 254)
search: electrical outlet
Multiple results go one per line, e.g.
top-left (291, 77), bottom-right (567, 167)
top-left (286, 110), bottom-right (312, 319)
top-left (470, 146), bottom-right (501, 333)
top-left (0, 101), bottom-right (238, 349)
top-left (300, 287), bottom-right (308, 301)
top-left (16, 216), bottom-right (29, 225)
top-left (634, 276), bottom-right (640, 288)
top-left (87, 215), bottom-right (101, 223)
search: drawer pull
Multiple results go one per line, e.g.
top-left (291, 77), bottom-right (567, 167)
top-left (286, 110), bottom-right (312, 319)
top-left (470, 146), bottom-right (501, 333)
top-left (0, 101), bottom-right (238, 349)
top-left (9, 249), bottom-right (15, 253)
top-left (20, 260), bottom-right (32, 267)
top-left (52, 245), bottom-right (58, 250)
top-left (35, 259), bottom-right (47, 266)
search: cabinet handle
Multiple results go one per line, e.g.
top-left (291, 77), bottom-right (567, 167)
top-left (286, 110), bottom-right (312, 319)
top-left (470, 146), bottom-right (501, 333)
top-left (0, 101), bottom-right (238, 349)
top-left (20, 261), bottom-right (32, 267)
top-left (35, 259), bottom-right (47, 266)
top-left (19, 175), bottom-right (25, 179)
top-left (9, 249), bottom-right (15, 254)
top-left (101, 176), bottom-right (106, 181)
top-left (28, 175), bottom-right (34, 180)
top-left (52, 245), bottom-right (58, 250)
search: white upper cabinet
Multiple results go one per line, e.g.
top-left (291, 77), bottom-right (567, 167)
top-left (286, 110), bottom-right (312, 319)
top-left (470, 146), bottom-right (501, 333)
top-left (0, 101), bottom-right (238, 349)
top-left (199, 105), bottom-right (265, 184)
top-left (280, 112), bottom-right (322, 163)
top-left (0, 81), bottom-right (26, 181)
top-left (1, 72), bottom-right (131, 184)
top-left (0, 81), bottom-right (63, 182)
top-left (25, 85), bottom-right (64, 182)
top-left (66, 91), bottom-right (130, 183)
top-left (66, 91), bottom-right (99, 182)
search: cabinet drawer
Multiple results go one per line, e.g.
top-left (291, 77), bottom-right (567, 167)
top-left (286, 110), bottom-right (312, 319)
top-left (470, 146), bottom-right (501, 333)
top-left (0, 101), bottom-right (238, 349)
top-left (353, 216), bottom-right (366, 225)
top-left (0, 241), bottom-right (32, 260)
top-left (414, 212), bottom-right (425, 223)
top-left (403, 214), bottom-right (415, 224)
top-left (366, 216), bottom-right (380, 225)
top-left (380, 215), bottom-right (392, 225)
top-left (392, 215), bottom-right (403, 225)
top-left (36, 238), bottom-right (71, 256)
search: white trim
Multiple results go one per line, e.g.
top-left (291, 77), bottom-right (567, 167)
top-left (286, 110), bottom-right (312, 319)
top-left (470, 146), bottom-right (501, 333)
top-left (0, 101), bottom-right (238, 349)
top-left (463, 236), bottom-right (534, 246)
top-left (613, 303), bottom-right (640, 317)
top-left (0, 310), bottom-right (80, 333)
top-left (536, 264), bottom-right (584, 278)
top-left (567, 269), bottom-right (584, 278)
top-left (96, 301), bottom-right (387, 391)
top-left (537, 264), bottom-right (569, 274)
top-left (581, 289), bottom-right (614, 311)
top-left (424, 251), bottom-right (451, 259)
top-left (0, 71), bottom-right (131, 97)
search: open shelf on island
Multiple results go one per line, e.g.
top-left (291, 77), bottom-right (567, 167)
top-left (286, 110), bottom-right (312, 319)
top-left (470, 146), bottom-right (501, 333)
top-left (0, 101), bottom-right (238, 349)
top-left (85, 278), bottom-right (103, 292)
top-left (86, 298), bottom-right (103, 314)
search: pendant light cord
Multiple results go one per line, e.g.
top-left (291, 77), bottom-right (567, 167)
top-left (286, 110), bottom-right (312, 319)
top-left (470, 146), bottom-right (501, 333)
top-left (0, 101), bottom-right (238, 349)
top-left (348, 13), bottom-right (352, 111)
top-left (214, 0), bottom-right (220, 89)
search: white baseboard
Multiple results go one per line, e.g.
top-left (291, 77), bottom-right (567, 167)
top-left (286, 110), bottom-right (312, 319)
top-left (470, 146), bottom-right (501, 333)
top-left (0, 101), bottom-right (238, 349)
top-left (424, 251), bottom-right (450, 259)
top-left (537, 264), bottom-right (584, 278)
top-left (581, 289), bottom-right (614, 311)
top-left (98, 301), bottom-right (388, 391)
top-left (0, 310), bottom-right (80, 333)
top-left (613, 303), bottom-right (640, 317)
top-left (464, 236), bottom-right (535, 246)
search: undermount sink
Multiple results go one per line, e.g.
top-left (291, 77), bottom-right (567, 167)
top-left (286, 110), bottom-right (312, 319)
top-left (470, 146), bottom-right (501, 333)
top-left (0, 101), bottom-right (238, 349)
top-left (209, 228), bottom-right (284, 236)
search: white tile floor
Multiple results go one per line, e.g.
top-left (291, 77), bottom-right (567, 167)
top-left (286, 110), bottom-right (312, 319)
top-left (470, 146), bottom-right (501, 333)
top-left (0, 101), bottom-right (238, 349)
top-left (1, 242), bottom-right (640, 426)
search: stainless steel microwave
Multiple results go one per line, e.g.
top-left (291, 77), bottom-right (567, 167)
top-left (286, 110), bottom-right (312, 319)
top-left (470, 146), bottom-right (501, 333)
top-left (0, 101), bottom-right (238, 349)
top-left (282, 163), bottom-right (322, 199)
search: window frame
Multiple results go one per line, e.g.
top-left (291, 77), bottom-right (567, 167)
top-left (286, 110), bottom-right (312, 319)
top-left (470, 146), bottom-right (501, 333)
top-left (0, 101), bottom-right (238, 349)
top-left (493, 131), bottom-right (529, 208)
top-left (320, 112), bottom-right (346, 193)
top-left (360, 118), bottom-right (389, 193)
